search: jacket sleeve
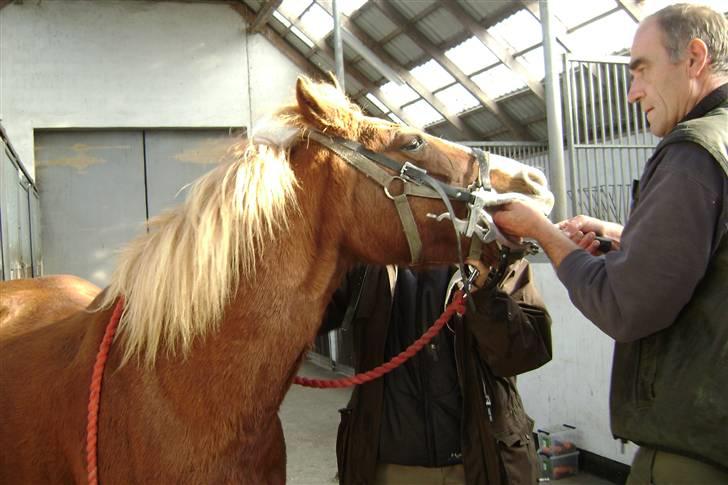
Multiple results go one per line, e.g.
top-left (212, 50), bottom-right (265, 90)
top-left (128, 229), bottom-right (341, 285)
top-left (464, 259), bottom-right (553, 377)
top-left (318, 265), bottom-right (368, 335)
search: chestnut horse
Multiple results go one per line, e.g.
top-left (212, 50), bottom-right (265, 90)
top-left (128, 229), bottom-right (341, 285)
top-left (0, 76), bottom-right (553, 484)
top-left (0, 275), bottom-right (99, 336)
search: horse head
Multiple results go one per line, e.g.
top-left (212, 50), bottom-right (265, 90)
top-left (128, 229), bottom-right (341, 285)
top-left (288, 76), bottom-right (554, 267)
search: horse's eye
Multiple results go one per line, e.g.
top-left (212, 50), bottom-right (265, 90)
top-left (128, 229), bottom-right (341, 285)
top-left (400, 136), bottom-right (424, 152)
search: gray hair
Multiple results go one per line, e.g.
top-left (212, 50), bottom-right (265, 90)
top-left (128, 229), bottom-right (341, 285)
top-left (648, 3), bottom-right (728, 75)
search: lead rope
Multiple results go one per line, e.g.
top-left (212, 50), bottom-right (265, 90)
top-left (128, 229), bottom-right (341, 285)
top-left (293, 290), bottom-right (467, 388)
top-left (86, 297), bottom-right (124, 485)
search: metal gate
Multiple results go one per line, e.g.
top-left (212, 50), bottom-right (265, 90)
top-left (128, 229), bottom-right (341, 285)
top-left (563, 54), bottom-right (659, 224)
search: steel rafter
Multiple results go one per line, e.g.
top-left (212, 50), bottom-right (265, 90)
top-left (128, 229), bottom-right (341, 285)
top-left (441, 1), bottom-right (546, 101)
top-left (373, 0), bottom-right (532, 140)
top-left (317, 2), bottom-right (479, 139)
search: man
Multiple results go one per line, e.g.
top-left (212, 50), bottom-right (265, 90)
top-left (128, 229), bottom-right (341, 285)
top-left (321, 256), bottom-right (552, 484)
top-left (493, 4), bottom-right (728, 483)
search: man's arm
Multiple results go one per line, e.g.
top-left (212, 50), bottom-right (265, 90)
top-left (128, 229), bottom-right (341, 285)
top-left (493, 143), bottom-right (723, 342)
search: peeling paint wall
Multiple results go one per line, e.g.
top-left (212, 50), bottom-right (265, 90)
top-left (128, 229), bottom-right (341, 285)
top-left (0, 0), bottom-right (304, 180)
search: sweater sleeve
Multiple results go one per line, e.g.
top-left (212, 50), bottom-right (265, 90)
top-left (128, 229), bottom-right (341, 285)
top-left (465, 260), bottom-right (553, 376)
top-left (557, 143), bottom-right (724, 342)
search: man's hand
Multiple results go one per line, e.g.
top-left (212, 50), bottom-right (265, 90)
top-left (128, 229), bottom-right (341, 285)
top-left (493, 200), bottom-right (579, 269)
top-left (492, 199), bottom-right (553, 240)
top-left (557, 215), bottom-right (623, 255)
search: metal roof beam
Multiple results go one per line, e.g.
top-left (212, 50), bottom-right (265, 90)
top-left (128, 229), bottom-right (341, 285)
top-left (442, 1), bottom-right (546, 101)
top-left (520, 0), bottom-right (574, 53)
top-left (367, 2), bottom-right (524, 72)
top-left (616, 0), bottom-right (645, 23)
top-left (249, 0), bottom-right (284, 33)
top-left (373, 0), bottom-right (532, 140)
top-left (233, 3), bottom-right (322, 79)
top-left (318, 3), bottom-right (479, 139)
top-left (235, 2), bottom-right (418, 125)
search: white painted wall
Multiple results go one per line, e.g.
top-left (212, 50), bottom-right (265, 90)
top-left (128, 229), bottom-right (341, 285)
top-left (0, 0), bottom-right (304, 180)
top-left (520, 260), bottom-right (638, 465)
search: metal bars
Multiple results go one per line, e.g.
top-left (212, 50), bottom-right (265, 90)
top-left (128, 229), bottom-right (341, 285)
top-left (563, 54), bottom-right (658, 224)
top-left (463, 140), bottom-right (551, 185)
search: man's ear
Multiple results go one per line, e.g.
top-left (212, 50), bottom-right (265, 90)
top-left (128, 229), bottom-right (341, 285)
top-left (686, 38), bottom-right (710, 77)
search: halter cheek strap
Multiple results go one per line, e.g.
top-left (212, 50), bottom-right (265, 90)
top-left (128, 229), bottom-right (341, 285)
top-left (307, 130), bottom-right (475, 265)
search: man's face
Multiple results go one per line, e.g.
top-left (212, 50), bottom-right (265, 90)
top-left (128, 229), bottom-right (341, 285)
top-left (628, 19), bottom-right (693, 137)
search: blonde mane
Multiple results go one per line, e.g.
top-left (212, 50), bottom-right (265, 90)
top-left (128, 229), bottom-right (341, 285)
top-left (99, 124), bottom-right (303, 366)
top-left (98, 79), bottom-right (371, 366)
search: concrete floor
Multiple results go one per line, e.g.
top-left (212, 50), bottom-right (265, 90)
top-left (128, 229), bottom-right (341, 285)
top-left (281, 359), bottom-right (616, 485)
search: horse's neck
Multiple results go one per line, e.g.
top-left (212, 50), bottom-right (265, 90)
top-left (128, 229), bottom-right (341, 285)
top-left (148, 220), bottom-right (347, 447)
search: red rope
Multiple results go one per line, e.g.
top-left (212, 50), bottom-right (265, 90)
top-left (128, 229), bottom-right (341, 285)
top-left (86, 297), bottom-right (124, 485)
top-left (294, 290), bottom-right (467, 388)
top-left (84, 290), bottom-right (465, 483)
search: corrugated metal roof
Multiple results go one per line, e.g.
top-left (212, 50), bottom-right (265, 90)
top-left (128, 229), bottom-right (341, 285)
top-left (457, 0), bottom-right (510, 22)
top-left (414, 8), bottom-right (463, 46)
top-left (382, 32), bottom-right (425, 67)
top-left (352, 4), bottom-right (398, 42)
top-left (389, 0), bottom-right (438, 18)
top-left (464, 109), bottom-right (506, 136)
top-left (241, 0), bottom-right (671, 142)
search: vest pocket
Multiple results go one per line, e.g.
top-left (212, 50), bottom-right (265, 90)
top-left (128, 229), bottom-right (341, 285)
top-left (636, 336), bottom-right (659, 404)
top-left (493, 417), bottom-right (538, 485)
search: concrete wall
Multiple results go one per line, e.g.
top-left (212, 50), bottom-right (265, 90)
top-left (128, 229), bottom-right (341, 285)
top-left (0, 0), bottom-right (304, 180)
top-left (520, 260), bottom-right (638, 465)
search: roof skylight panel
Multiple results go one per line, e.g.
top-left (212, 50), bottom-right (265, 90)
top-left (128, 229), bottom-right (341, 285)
top-left (279, 0), bottom-right (312, 20)
top-left (380, 81), bottom-right (419, 105)
top-left (290, 26), bottom-right (315, 48)
top-left (640, 0), bottom-right (728, 16)
top-left (388, 112), bottom-right (405, 125)
top-left (435, 84), bottom-right (480, 113)
top-left (409, 60), bottom-right (454, 92)
top-left (402, 100), bottom-right (444, 126)
top-left (472, 64), bottom-right (527, 99)
top-left (299, 3), bottom-right (334, 43)
top-left (445, 37), bottom-right (499, 75)
top-left (566, 10), bottom-right (637, 56)
top-left (365, 93), bottom-right (390, 113)
top-left (488, 10), bottom-right (543, 52)
top-left (516, 45), bottom-right (567, 81)
top-left (549, 0), bottom-right (616, 29)
top-left (272, 10), bottom-right (291, 28)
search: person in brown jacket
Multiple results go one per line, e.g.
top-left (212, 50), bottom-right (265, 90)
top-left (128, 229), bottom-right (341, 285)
top-left (320, 256), bottom-right (552, 485)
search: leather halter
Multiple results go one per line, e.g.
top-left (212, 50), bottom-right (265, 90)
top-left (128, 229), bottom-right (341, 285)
top-left (307, 130), bottom-right (489, 267)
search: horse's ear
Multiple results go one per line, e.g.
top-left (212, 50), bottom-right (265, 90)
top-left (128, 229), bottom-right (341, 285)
top-left (296, 76), bottom-right (358, 138)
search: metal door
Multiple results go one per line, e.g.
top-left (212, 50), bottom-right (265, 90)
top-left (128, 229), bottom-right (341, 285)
top-left (35, 131), bottom-right (147, 287)
top-left (144, 129), bottom-right (232, 218)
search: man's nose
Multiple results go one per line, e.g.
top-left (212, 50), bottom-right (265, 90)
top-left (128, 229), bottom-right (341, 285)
top-left (627, 81), bottom-right (642, 104)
